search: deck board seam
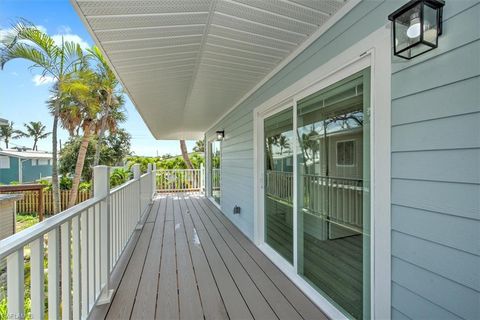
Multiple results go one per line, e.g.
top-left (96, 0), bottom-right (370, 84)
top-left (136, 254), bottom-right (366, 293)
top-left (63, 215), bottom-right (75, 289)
top-left (177, 193), bottom-right (208, 319)
top-left (127, 195), bottom-right (161, 320)
top-left (183, 194), bottom-right (254, 319)
top-left (186, 195), bottom-right (267, 319)
top-left (179, 193), bottom-right (231, 320)
top-left (154, 196), bottom-right (169, 319)
top-left (199, 196), bottom-right (326, 320)
top-left (191, 196), bottom-right (285, 320)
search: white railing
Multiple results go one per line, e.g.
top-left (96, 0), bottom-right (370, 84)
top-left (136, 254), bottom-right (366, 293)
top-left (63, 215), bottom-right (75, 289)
top-left (265, 170), bottom-right (363, 231)
top-left (212, 168), bottom-right (220, 192)
top-left (156, 168), bottom-right (204, 192)
top-left (0, 163), bottom-right (156, 320)
top-left (303, 174), bottom-right (364, 231)
top-left (266, 170), bottom-right (293, 204)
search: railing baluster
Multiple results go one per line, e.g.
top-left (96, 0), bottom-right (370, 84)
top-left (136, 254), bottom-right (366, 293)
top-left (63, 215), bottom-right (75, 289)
top-left (48, 228), bottom-right (60, 319)
top-left (80, 211), bottom-right (89, 316)
top-left (95, 204), bottom-right (101, 295)
top-left (88, 207), bottom-right (95, 308)
top-left (72, 215), bottom-right (81, 319)
top-left (7, 249), bottom-right (24, 320)
top-left (31, 237), bottom-right (44, 320)
top-left (61, 222), bottom-right (72, 319)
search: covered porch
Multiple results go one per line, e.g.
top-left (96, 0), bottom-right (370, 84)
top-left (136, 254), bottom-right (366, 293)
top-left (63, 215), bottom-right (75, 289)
top-left (90, 193), bottom-right (325, 320)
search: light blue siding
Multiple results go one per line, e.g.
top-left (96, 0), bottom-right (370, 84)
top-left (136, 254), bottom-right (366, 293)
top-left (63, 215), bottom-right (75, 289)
top-left (0, 156), bottom-right (19, 184)
top-left (206, 0), bottom-right (480, 318)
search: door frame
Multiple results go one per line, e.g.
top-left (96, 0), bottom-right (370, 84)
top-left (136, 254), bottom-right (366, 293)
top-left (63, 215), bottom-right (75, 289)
top-left (253, 25), bottom-right (391, 319)
top-left (206, 134), bottom-right (222, 210)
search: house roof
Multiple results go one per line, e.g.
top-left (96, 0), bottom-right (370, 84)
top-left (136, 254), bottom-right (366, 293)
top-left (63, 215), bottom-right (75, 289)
top-left (0, 149), bottom-right (53, 160)
top-left (71, 0), bottom-right (358, 139)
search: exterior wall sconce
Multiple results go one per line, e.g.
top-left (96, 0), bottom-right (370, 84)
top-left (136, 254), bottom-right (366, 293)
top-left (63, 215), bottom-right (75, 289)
top-left (388, 0), bottom-right (445, 60)
top-left (216, 130), bottom-right (225, 140)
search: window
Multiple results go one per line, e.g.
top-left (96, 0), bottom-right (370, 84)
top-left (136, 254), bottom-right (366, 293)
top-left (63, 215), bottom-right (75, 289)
top-left (0, 156), bottom-right (10, 169)
top-left (337, 140), bottom-right (356, 166)
top-left (38, 159), bottom-right (49, 166)
top-left (209, 140), bottom-right (221, 205)
top-left (31, 159), bottom-right (37, 166)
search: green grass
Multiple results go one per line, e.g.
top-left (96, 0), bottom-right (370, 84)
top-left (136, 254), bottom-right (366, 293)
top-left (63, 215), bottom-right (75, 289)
top-left (16, 214), bottom-right (39, 233)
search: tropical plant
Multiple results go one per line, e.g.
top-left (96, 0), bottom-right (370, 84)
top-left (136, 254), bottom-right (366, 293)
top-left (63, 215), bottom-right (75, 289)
top-left (193, 139), bottom-right (205, 153)
top-left (87, 46), bottom-right (125, 167)
top-left (110, 167), bottom-right (131, 188)
top-left (58, 68), bottom-right (101, 207)
top-left (0, 20), bottom-right (85, 214)
top-left (19, 121), bottom-right (51, 150)
top-left (0, 121), bottom-right (22, 148)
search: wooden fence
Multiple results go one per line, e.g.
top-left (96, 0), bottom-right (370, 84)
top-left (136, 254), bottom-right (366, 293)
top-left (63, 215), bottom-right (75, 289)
top-left (15, 190), bottom-right (91, 215)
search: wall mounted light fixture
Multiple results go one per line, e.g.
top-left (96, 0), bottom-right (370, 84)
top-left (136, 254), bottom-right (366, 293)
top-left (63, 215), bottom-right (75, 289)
top-left (216, 130), bottom-right (225, 140)
top-left (388, 0), bottom-right (445, 60)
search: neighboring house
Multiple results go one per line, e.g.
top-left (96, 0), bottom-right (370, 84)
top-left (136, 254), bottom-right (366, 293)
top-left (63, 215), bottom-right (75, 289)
top-left (0, 149), bottom-right (53, 184)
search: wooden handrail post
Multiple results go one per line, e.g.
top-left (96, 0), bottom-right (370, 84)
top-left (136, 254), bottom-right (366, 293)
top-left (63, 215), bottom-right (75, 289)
top-left (94, 165), bottom-right (113, 305)
top-left (38, 187), bottom-right (44, 221)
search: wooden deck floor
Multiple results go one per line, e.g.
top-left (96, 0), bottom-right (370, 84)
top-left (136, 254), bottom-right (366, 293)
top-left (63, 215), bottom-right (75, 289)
top-left (91, 193), bottom-right (327, 320)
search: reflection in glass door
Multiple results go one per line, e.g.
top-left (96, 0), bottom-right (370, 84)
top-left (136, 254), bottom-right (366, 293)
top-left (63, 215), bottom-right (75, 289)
top-left (296, 69), bottom-right (371, 319)
top-left (210, 140), bottom-right (221, 205)
top-left (264, 107), bottom-right (294, 263)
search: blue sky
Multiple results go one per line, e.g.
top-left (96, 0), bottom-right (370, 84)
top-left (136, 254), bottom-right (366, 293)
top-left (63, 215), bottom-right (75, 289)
top-left (0, 0), bottom-right (195, 156)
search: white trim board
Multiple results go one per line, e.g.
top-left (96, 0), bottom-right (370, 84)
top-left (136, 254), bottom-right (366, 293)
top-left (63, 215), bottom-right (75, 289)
top-left (253, 25), bottom-right (391, 320)
top-left (205, 0), bottom-right (362, 134)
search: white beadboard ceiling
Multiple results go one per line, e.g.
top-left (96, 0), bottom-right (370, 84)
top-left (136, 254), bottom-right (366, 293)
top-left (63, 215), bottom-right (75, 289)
top-left (72, 0), bottom-right (352, 139)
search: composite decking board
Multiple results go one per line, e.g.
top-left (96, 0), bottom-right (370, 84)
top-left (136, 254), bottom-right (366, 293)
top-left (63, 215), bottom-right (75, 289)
top-left (171, 195), bottom-right (204, 320)
top-left (130, 196), bottom-right (166, 319)
top-left (177, 195), bottom-right (230, 320)
top-left (182, 195), bottom-right (255, 320)
top-left (156, 196), bottom-right (180, 320)
top-left (106, 222), bottom-right (155, 320)
top-left (188, 196), bottom-right (279, 320)
top-left (88, 229), bottom-right (142, 320)
top-left (192, 196), bottom-right (303, 320)
top-left (95, 194), bottom-right (327, 320)
top-left (199, 196), bottom-right (327, 320)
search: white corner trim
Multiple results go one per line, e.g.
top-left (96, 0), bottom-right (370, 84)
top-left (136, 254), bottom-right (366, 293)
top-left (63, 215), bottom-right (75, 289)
top-left (205, 0), bottom-right (362, 134)
top-left (253, 25), bottom-right (392, 320)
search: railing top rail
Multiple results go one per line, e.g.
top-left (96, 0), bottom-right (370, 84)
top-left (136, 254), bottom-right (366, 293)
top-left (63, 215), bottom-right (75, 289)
top-left (0, 196), bottom-right (103, 260)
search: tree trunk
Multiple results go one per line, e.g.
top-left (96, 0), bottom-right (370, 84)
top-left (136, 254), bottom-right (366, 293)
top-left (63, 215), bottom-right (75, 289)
top-left (68, 128), bottom-right (91, 208)
top-left (33, 139), bottom-right (37, 151)
top-left (180, 140), bottom-right (193, 169)
top-left (5, 139), bottom-right (8, 149)
top-left (52, 102), bottom-right (61, 214)
top-left (93, 94), bottom-right (111, 167)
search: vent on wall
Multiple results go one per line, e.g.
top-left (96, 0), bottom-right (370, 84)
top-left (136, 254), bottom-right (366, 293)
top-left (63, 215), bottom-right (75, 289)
top-left (233, 205), bottom-right (241, 215)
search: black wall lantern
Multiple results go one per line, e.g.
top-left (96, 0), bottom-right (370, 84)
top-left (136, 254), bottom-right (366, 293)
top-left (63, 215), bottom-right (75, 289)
top-left (216, 130), bottom-right (225, 140)
top-left (388, 0), bottom-right (445, 60)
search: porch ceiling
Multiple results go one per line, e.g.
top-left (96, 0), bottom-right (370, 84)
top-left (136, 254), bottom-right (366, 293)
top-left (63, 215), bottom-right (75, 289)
top-left (72, 0), bottom-right (351, 139)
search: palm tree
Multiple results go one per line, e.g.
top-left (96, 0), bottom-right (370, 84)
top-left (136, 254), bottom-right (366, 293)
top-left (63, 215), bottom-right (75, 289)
top-left (180, 140), bottom-right (193, 169)
top-left (0, 121), bottom-right (22, 148)
top-left (87, 46), bottom-right (124, 167)
top-left (59, 68), bottom-right (100, 208)
top-left (0, 21), bottom-right (85, 213)
top-left (20, 121), bottom-right (51, 150)
top-left (278, 134), bottom-right (290, 155)
top-left (193, 140), bottom-right (205, 153)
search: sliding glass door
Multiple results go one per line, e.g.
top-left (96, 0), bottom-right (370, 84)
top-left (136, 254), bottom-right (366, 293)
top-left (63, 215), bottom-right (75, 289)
top-left (264, 107), bottom-right (294, 263)
top-left (209, 140), bottom-right (221, 205)
top-left (296, 69), bottom-right (371, 319)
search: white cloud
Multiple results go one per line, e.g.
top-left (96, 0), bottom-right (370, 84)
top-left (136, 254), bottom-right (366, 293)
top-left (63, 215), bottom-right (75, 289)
top-left (32, 74), bottom-right (56, 86)
top-left (57, 25), bottom-right (72, 34)
top-left (51, 33), bottom-right (89, 50)
top-left (10, 72), bottom-right (18, 76)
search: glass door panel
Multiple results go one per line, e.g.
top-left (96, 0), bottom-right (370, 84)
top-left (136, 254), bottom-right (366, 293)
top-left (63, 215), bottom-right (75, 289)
top-left (264, 107), bottom-right (294, 263)
top-left (210, 140), bottom-right (221, 205)
top-left (296, 69), bottom-right (371, 319)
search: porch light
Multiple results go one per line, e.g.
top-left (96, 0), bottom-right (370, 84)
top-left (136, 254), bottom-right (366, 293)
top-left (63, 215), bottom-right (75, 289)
top-left (216, 130), bottom-right (225, 140)
top-left (388, 0), bottom-right (445, 60)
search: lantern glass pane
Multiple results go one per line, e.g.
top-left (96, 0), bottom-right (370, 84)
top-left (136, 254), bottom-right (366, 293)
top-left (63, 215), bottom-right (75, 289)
top-left (423, 3), bottom-right (438, 46)
top-left (395, 4), bottom-right (421, 52)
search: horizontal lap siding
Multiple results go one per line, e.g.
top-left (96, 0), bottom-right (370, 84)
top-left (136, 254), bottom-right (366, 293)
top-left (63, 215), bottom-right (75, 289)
top-left (391, 1), bottom-right (480, 319)
top-left (206, 0), bottom-right (480, 318)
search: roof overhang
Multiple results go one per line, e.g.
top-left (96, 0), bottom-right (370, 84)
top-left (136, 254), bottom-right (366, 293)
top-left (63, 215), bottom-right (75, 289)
top-left (71, 0), bottom-right (359, 140)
